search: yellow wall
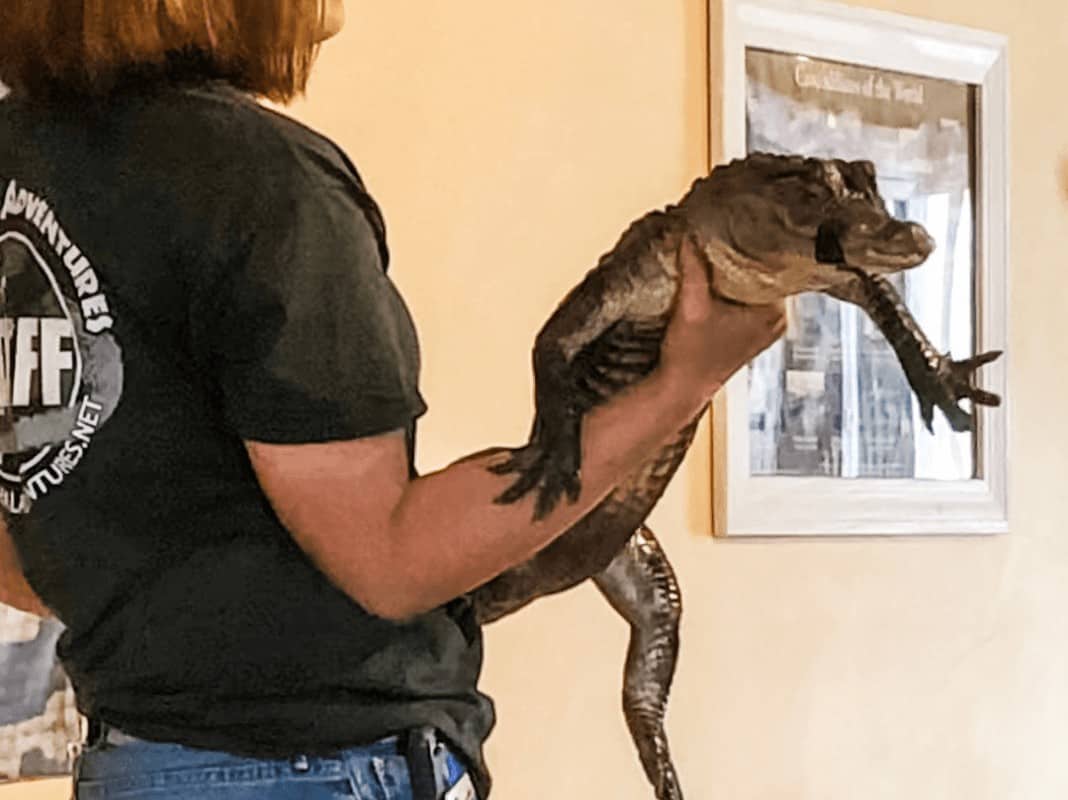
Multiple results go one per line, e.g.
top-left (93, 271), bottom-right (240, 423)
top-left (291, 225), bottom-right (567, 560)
top-left (0, 782), bottom-right (64, 800)
top-left (7, 1), bottom-right (1068, 798)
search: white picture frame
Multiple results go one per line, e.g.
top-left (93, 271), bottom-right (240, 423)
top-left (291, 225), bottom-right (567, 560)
top-left (712, 0), bottom-right (1009, 537)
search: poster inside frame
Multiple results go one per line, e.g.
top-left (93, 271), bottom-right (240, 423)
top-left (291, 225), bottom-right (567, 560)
top-left (713, 0), bottom-right (1009, 536)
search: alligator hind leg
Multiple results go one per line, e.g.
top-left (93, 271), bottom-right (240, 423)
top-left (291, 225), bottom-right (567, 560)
top-left (594, 525), bottom-right (684, 800)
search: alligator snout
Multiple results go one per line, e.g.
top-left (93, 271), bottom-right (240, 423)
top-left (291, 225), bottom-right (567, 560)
top-left (835, 218), bottom-right (935, 272)
top-left (871, 220), bottom-right (935, 269)
top-left (895, 221), bottom-right (935, 260)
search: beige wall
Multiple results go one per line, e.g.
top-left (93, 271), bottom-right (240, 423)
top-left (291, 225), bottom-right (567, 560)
top-left (8, 1), bottom-right (1068, 798)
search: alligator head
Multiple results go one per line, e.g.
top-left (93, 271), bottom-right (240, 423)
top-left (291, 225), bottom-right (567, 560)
top-left (679, 152), bottom-right (935, 304)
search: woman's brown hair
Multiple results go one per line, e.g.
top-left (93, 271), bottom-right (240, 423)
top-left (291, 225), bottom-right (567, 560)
top-left (0, 0), bottom-right (326, 102)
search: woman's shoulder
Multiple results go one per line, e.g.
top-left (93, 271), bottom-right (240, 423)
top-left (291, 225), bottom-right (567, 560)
top-left (193, 84), bottom-right (366, 189)
top-left (107, 81), bottom-right (372, 202)
top-left (154, 83), bottom-right (389, 264)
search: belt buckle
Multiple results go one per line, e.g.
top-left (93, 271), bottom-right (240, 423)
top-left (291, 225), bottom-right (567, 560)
top-left (403, 727), bottom-right (473, 800)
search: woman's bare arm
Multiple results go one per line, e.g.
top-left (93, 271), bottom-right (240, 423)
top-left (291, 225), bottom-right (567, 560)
top-left (247, 239), bottom-right (786, 621)
top-left (0, 516), bottom-right (51, 618)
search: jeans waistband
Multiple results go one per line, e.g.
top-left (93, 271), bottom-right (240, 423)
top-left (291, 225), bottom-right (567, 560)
top-left (85, 717), bottom-right (404, 757)
top-left (81, 718), bottom-right (470, 799)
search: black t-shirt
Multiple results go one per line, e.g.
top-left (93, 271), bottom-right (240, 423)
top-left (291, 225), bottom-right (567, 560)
top-left (0, 82), bottom-right (494, 793)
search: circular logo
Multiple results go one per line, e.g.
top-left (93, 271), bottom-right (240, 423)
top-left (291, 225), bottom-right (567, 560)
top-left (0, 180), bottom-right (123, 513)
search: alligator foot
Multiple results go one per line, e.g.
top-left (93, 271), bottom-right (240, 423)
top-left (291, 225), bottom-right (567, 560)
top-left (922, 349), bottom-right (1002, 433)
top-left (490, 404), bottom-right (582, 520)
top-left (595, 525), bottom-right (684, 800)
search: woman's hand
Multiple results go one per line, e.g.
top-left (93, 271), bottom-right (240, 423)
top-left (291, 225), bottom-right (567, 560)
top-left (658, 234), bottom-right (787, 402)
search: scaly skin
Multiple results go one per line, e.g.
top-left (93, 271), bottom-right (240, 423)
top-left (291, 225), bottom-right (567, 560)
top-left (594, 526), bottom-right (684, 800)
top-left (826, 271), bottom-right (1001, 433)
top-left (474, 414), bottom-right (699, 624)
top-left (474, 152), bottom-right (1002, 799)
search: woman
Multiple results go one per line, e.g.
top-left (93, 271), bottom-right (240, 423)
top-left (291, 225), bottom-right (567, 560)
top-left (0, 2), bottom-right (786, 798)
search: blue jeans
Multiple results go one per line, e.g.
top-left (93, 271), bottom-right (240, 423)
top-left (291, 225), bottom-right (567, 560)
top-left (73, 727), bottom-right (472, 800)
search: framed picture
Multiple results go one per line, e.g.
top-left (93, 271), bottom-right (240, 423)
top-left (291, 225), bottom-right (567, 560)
top-left (712, 0), bottom-right (1009, 536)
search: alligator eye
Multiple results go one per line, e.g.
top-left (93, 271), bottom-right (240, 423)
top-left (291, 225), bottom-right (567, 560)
top-left (815, 222), bottom-right (846, 264)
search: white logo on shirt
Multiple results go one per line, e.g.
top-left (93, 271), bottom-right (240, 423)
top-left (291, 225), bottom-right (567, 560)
top-left (0, 179), bottom-right (124, 513)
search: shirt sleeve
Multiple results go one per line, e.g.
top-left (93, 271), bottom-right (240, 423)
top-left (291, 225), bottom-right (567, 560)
top-left (191, 171), bottom-right (427, 444)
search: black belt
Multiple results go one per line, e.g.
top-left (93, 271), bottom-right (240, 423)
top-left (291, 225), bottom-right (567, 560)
top-left (84, 716), bottom-right (105, 749)
top-left (403, 726), bottom-right (449, 800)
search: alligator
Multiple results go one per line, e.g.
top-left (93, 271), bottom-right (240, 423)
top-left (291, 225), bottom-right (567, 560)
top-left (471, 153), bottom-right (1002, 799)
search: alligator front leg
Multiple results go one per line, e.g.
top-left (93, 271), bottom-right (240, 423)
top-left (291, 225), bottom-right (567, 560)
top-left (595, 525), bottom-right (684, 800)
top-left (491, 210), bottom-right (682, 520)
top-left (826, 274), bottom-right (1001, 432)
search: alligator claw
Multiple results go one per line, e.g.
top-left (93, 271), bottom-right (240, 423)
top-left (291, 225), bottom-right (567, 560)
top-left (927, 349), bottom-right (1002, 433)
top-left (492, 410), bottom-right (583, 520)
top-left (922, 396), bottom-right (971, 434)
top-left (488, 443), bottom-right (543, 480)
top-left (949, 350), bottom-right (1003, 404)
top-left (968, 387), bottom-right (1001, 407)
top-left (490, 445), bottom-right (551, 505)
